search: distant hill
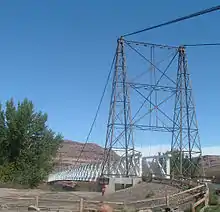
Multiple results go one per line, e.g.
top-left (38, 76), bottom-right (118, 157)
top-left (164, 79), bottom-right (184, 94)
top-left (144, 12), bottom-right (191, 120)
top-left (202, 155), bottom-right (220, 180)
top-left (53, 140), bottom-right (220, 180)
top-left (54, 140), bottom-right (106, 171)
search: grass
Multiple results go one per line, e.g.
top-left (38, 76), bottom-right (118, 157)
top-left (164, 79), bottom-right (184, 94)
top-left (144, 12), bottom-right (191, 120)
top-left (204, 205), bottom-right (220, 212)
top-left (203, 188), bottom-right (220, 212)
top-left (196, 203), bottom-right (205, 212)
top-left (209, 191), bottom-right (219, 206)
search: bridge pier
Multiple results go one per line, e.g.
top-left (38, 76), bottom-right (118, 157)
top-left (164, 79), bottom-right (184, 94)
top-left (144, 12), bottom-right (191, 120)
top-left (105, 177), bottom-right (141, 194)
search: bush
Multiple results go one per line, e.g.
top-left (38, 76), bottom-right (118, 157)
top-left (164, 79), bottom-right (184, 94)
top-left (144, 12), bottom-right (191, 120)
top-left (142, 175), bottom-right (147, 182)
top-left (142, 174), bottom-right (152, 182)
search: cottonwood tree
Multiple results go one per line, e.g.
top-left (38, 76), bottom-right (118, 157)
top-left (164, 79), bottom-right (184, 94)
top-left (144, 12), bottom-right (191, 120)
top-left (0, 98), bottom-right (62, 187)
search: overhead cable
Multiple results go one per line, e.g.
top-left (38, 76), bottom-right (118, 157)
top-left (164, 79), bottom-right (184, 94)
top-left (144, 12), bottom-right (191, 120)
top-left (184, 43), bottom-right (220, 47)
top-left (72, 52), bottom-right (116, 169)
top-left (123, 5), bottom-right (220, 37)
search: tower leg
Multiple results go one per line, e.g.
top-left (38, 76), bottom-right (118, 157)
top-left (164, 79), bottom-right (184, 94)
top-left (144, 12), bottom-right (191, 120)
top-left (101, 37), bottom-right (136, 178)
top-left (171, 46), bottom-right (202, 178)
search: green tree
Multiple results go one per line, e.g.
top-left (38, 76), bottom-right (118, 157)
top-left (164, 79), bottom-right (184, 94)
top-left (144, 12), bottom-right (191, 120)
top-left (0, 98), bottom-right (62, 187)
top-left (167, 150), bottom-right (201, 178)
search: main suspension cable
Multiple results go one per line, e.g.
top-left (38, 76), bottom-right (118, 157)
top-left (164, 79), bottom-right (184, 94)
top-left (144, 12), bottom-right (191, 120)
top-left (123, 5), bottom-right (220, 37)
top-left (184, 43), bottom-right (220, 47)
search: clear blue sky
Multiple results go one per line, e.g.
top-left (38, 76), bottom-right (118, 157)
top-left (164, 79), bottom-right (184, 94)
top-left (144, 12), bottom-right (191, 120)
top-left (0, 0), bottom-right (219, 150)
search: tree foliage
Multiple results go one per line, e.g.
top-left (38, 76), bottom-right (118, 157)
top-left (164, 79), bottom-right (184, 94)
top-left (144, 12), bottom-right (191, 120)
top-left (158, 150), bottom-right (201, 179)
top-left (0, 98), bottom-right (62, 187)
top-left (167, 150), bottom-right (201, 178)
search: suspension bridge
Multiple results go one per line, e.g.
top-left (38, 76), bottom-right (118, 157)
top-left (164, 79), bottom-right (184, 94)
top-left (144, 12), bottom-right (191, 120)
top-left (47, 6), bottom-right (220, 192)
top-left (48, 39), bottom-right (200, 186)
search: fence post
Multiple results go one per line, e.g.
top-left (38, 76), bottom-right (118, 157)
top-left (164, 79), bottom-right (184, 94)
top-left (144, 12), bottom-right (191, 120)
top-left (165, 189), bottom-right (170, 208)
top-left (205, 186), bottom-right (209, 206)
top-left (35, 196), bottom-right (39, 208)
top-left (79, 198), bottom-right (84, 212)
top-left (166, 195), bottom-right (170, 207)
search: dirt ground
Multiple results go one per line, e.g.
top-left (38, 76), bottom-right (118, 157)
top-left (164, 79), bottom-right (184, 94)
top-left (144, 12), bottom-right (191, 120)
top-left (92, 182), bottom-right (180, 202)
top-left (0, 182), bottom-right (181, 211)
top-left (0, 187), bottom-right (99, 199)
top-left (0, 188), bottom-right (100, 212)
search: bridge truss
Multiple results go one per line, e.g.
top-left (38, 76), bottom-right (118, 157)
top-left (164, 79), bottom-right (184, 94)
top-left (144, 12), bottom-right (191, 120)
top-left (48, 153), bottom-right (171, 182)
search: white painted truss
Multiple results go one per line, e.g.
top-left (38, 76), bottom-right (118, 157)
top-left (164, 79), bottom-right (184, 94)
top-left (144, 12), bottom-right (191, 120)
top-left (142, 154), bottom-right (171, 179)
top-left (48, 152), bottom-right (170, 182)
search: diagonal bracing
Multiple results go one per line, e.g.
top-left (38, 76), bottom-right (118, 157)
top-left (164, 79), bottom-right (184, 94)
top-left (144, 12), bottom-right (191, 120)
top-left (101, 38), bottom-right (202, 179)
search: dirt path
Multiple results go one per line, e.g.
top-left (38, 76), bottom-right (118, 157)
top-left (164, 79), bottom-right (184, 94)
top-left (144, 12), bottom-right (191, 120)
top-left (0, 188), bottom-right (101, 212)
top-left (92, 182), bottom-right (181, 202)
top-left (0, 188), bottom-right (100, 199)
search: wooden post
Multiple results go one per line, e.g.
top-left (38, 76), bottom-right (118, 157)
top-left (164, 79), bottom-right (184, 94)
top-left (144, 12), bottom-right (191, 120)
top-left (35, 196), bottom-right (39, 208)
top-left (205, 187), bottom-right (209, 206)
top-left (192, 197), bottom-right (206, 212)
top-left (79, 198), bottom-right (84, 212)
top-left (166, 195), bottom-right (170, 207)
top-left (192, 205), bottom-right (196, 212)
top-left (165, 189), bottom-right (170, 207)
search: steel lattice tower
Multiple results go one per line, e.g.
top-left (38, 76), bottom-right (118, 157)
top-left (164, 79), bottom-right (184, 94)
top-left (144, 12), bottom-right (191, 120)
top-left (101, 38), bottom-right (202, 179)
top-left (101, 38), bottom-right (136, 177)
top-left (171, 47), bottom-right (202, 178)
